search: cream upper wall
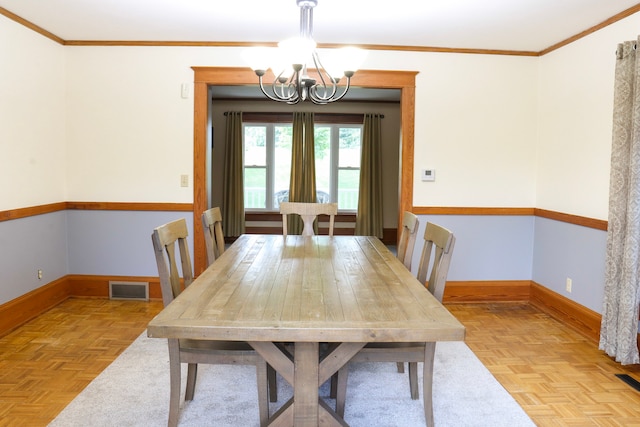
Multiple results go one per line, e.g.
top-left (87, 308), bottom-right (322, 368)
top-left (1, 16), bottom-right (66, 211)
top-left (412, 53), bottom-right (538, 207)
top-left (62, 46), bottom-right (539, 208)
top-left (64, 46), bottom-right (199, 203)
top-left (5, 11), bottom-right (640, 215)
top-left (537, 13), bottom-right (640, 220)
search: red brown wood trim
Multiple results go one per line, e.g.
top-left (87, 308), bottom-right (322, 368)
top-left (529, 282), bottom-right (601, 343)
top-left (2, 202), bottom-right (607, 233)
top-left (241, 112), bottom-right (371, 124)
top-left (539, 4), bottom-right (640, 56)
top-left (1, 202), bottom-right (194, 222)
top-left (0, 202), bottom-right (67, 222)
top-left (0, 276), bottom-right (71, 338)
top-left (413, 206), bottom-right (535, 216)
top-left (412, 206), bottom-right (608, 231)
top-left (534, 208), bottom-right (607, 231)
top-left (5, 3), bottom-right (640, 58)
top-left (0, 6), bottom-right (65, 45)
top-left (245, 212), bottom-right (285, 222)
top-left (193, 67), bottom-right (417, 273)
top-left (0, 275), bottom-right (602, 349)
top-left (245, 212), bottom-right (357, 222)
top-left (59, 40), bottom-right (540, 56)
top-left (67, 274), bottom-right (162, 301)
top-left (443, 280), bottom-right (531, 303)
top-left (65, 201), bottom-right (193, 211)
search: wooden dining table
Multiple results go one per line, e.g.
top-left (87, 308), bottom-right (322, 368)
top-left (147, 234), bottom-right (465, 427)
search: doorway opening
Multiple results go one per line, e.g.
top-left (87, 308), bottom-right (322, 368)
top-left (191, 67), bottom-right (417, 274)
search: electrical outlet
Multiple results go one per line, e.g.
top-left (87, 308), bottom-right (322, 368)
top-left (38, 269), bottom-right (43, 280)
top-left (180, 174), bottom-right (189, 187)
top-left (566, 277), bottom-right (572, 293)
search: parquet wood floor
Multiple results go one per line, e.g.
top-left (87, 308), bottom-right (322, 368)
top-left (0, 298), bottom-right (163, 427)
top-left (447, 303), bottom-right (640, 427)
top-left (2, 298), bottom-right (640, 426)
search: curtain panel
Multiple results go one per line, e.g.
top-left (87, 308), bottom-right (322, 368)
top-left (222, 112), bottom-right (245, 237)
top-left (287, 112), bottom-right (316, 234)
top-left (599, 39), bottom-right (640, 365)
top-left (355, 113), bottom-right (384, 238)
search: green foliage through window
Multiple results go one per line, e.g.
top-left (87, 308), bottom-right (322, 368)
top-left (243, 122), bottom-right (362, 211)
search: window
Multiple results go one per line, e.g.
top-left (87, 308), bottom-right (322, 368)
top-left (243, 122), bottom-right (362, 211)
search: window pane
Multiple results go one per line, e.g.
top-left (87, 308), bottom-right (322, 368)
top-left (244, 125), bottom-right (266, 209)
top-left (244, 167), bottom-right (266, 208)
top-left (339, 128), bottom-right (361, 168)
top-left (273, 125), bottom-right (292, 208)
top-left (244, 126), bottom-right (266, 166)
top-left (314, 126), bottom-right (331, 199)
top-left (338, 169), bottom-right (359, 210)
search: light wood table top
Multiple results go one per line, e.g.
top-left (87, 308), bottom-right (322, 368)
top-left (148, 234), bottom-right (465, 426)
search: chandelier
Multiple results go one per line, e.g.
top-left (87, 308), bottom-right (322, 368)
top-left (243, 0), bottom-right (365, 105)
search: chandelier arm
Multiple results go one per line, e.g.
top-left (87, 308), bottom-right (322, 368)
top-left (308, 75), bottom-right (352, 104)
top-left (271, 78), bottom-right (300, 103)
top-left (309, 51), bottom-right (339, 101)
top-left (257, 74), bottom-right (300, 104)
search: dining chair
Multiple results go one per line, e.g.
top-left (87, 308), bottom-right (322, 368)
top-left (335, 221), bottom-right (456, 426)
top-left (279, 201), bottom-right (338, 236)
top-left (394, 211), bottom-right (420, 374)
top-left (151, 218), bottom-right (270, 427)
top-left (201, 207), bottom-right (225, 266)
top-left (396, 211), bottom-right (420, 270)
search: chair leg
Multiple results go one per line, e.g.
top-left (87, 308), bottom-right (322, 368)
top-left (267, 364), bottom-right (278, 402)
top-left (335, 364), bottom-right (349, 417)
top-left (422, 342), bottom-right (436, 427)
top-left (396, 362), bottom-right (405, 373)
top-left (256, 359), bottom-right (270, 427)
top-left (408, 362), bottom-right (419, 399)
top-left (167, 339), bottom-right (181, 427)
top-left (330, 372), bottom-right (338, 399)
top-left (185, 363), bottom-right (198, 401)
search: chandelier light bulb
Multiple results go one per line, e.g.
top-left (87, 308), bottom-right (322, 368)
top-left (278, 37), bottom-right (317, 67)
top-left (242, 47), bottom-right (273, 73)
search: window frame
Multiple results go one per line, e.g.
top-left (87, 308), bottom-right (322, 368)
top-left (242, 114), bottom-right (364, 213)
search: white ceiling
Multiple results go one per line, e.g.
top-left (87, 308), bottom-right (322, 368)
top-left (1, 0), bottom-right (639, 53)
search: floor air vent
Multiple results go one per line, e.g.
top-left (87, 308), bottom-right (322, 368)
top-left (109, 281), bottom-right (149, 301)
top-left (616, 374), bottom-right (640, 392)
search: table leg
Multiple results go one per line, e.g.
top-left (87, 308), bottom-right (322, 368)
top-left (294, 342), bottom-right (319, 426)
top-left (249, 341), bottom-right (365, 427)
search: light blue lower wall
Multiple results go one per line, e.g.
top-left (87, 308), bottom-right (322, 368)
top-left (0, 210), bottom-right (608, 315)
top-left (411, 215), bottom-right (535, 281)
top-left (411, 214), bottom-right (607, 315)
top-left (67, 210), bottom-right (194, 276)
top-left (0, 211), bottom-right (68, 305)
top-left (532, 217), bottom-right (606, 314)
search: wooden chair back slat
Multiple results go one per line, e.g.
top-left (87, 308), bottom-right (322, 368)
top-left (396, 211), bottom-right (420, 270)
top-left (152, 218), bottom-right (194, 306)
top-left (202, 207), bottom-right (226, 266)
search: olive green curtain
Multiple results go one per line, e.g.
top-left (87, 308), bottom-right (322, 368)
top-left (222, 112), bottom-right (245, 237)
top-left (287, 112), bottom-right (316, 234)
top-left (355, 113), bottom-right (383, 238)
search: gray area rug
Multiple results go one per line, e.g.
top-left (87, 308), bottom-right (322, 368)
top-left (49, 332), bottom-right (535, 426)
